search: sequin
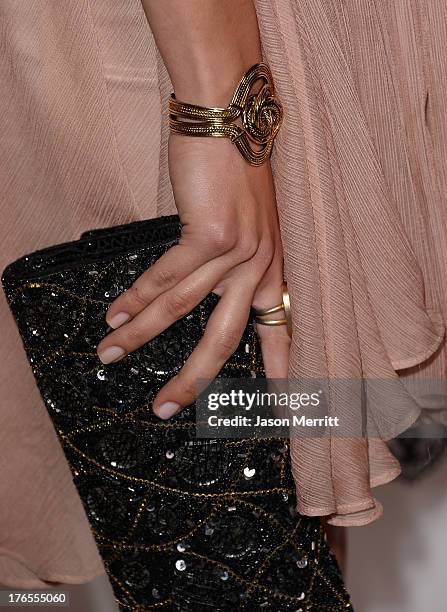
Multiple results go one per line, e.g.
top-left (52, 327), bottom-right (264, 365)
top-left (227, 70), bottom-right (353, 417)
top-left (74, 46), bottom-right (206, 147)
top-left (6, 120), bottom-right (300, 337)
top-left (243, 466), bottom-right (256, 479)
top-left (121, 561), bottom-right (151, 589)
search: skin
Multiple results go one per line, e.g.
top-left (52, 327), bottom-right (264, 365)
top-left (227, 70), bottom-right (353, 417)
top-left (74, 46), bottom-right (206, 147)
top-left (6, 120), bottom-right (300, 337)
top-left (95, 0), bottom-right (347, 570)
top-left (96, 0), bottom-right (290, 419)
top-left (323, 521), bottom-right (347, 576)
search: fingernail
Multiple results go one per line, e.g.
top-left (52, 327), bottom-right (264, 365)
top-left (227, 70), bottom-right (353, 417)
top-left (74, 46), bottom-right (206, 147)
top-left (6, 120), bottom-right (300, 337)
top-left (108, 312), bottom-right (131, 329)
top-left (155, 402), bottom-right (181, 420)
top-left (98, 345), bottom-right (126, 364)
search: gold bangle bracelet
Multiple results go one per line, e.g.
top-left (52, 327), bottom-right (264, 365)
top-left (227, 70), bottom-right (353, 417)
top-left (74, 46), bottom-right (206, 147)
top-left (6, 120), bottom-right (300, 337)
top-left (168, 63), bottom-right (284, 166)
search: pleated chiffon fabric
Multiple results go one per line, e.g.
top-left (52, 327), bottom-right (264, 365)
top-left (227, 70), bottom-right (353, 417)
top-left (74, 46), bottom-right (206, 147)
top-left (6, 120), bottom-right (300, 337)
top-left (257, 0), bottom-right (447, 526)
top-left (0, 0), bottom-right (446, 586)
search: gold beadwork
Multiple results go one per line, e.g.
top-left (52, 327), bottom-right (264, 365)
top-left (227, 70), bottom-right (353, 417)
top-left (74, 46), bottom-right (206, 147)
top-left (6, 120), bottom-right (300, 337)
top-left (168, 63), bottom-right (283, 166)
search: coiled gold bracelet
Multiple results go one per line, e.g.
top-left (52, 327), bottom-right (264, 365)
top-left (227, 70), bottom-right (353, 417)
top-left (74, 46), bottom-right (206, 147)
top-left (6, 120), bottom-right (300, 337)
top-left (168, 63), bottom-right (283, 166)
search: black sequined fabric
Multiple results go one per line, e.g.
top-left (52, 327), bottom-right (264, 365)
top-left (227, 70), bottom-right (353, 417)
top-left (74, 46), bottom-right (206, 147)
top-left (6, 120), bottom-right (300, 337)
top-left (2, 216), bottom-right (353, 611)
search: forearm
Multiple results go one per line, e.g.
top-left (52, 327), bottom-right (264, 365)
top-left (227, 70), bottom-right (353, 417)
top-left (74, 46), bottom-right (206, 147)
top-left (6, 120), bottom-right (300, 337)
top-left (140, 0), bottom-right (262, 106)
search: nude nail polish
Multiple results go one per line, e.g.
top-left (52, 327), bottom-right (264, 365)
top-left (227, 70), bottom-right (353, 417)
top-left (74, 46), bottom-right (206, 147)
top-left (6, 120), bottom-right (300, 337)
top-left (108, 312), bottom-right (130, 329)
top-left (98, 345), bottom-right (126, 364)
top-left (156, 402), bottom-right (181, 420)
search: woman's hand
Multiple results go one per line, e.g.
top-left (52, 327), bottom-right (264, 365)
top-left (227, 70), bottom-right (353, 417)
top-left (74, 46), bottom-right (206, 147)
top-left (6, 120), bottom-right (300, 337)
top-left (96, 134), bottom-right (290, 419)
top-left (94, 0), bottom-right (292, 416)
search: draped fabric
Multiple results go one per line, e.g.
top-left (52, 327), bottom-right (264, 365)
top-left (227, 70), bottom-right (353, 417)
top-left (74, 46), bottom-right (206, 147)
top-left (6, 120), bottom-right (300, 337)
top-left (255, 0), bottom-right (447, 526)
top-left (256, 0), bottom-right (447, 526)
top-left (0, 0), bottom-right (446, 586)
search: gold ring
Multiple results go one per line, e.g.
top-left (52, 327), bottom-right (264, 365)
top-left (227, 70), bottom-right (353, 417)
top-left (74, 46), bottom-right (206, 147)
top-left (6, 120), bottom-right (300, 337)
top-left (253, 282), bottom-right (292, 337)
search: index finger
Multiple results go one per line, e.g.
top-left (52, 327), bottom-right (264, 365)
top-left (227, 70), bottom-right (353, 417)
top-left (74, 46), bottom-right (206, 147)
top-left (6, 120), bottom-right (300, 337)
top-left (105, 242), bottom-right (209, 329)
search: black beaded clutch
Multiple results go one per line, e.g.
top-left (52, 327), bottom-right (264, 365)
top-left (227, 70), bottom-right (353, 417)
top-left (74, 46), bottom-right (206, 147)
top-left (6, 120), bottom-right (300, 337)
top-left (1, 215), bottom-right (351, 612)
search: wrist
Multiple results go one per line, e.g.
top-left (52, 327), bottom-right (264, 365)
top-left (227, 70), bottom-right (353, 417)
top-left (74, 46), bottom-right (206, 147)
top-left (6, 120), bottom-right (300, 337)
top-left (170, 53), bottom-right (263, 107)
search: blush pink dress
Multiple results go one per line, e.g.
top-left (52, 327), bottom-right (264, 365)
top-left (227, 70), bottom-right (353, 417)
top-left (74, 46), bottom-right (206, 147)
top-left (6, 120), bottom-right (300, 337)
top-left (0, 0), bottom-right (446, 587)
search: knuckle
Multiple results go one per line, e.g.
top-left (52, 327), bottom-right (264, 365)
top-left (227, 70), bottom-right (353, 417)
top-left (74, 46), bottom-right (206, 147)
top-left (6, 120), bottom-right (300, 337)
top-left (127, 284), bottom-right (148, 308)
top-left (215, 330), bottom-right (241, 358)
top-left (253, 238), bottom-right (275, 269)
top-left (165, 290), bottom-right (191, 319)
top-left (201, 222), bottom-right (238, 255)
top-left (207, 229), bottom-right (236, 255)
top-left (234, 233), bottom-right (260, 262)
top-left (152, 266), bottom-right (177, 288)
